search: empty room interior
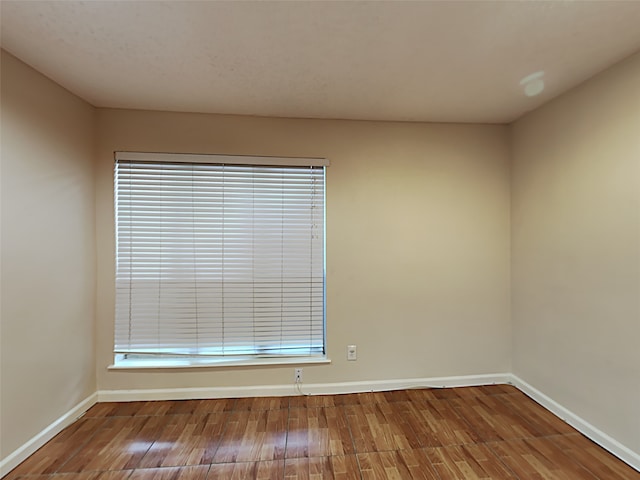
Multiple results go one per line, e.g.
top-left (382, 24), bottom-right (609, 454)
top-left (1, 1), bottom-right (639, 479)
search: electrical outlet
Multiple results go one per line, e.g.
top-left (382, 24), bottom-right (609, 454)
top-left (294, 368), bottom-right (303, 383)
top-left (347, 345), bottom-right (357, 361)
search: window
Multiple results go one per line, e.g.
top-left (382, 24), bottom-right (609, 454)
top-left (114, 152), bottom-right (327, 366)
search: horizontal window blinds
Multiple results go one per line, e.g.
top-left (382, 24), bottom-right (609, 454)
top-left (115, 154), bottom-right (325, 358)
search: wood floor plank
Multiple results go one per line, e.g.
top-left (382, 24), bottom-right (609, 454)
top-left (424, 385), bottom-right (520, 401)
top-left (550, 434), bottom-right (640, 479)
top-left (137, 413), bottom-right (227, 468)
top-left (425, 444), bottom-right (514, 479)
top-left (404, 388), bottom-right (442, 403)
top-left (135, 402), bottom-right (179, 417)
top-left (163, 401), bottom-right (208, 416)
top-left (191, 399), bottom-right (237, 414)
top-left (83, 401), bottom-right (174, 418)
top-left (57, 416), bottom-right (166, 472)
top-left (345, 403), bottom-right (421, 453)
top-left (490, 437), bottom-right (599, 479)
top-left (475, 384), bottom-right (521, 396)
top-left (53, 472), bottom-right (134, 480)
top-left (333, 392), bottom-right (380, 406)
top-left (450, 395), bottom-right (541, 441)
top-left (84, 400), bottom-right (225, 418)
top-left (7, 417), bottom-right (112, 476)
top-left (498, 393), bottom-right (576, 436)
top-left (84, 402), bottom-right (146, 418)
top-left (357, 449), bottom-right (439, 479)
top-left (289, 394), bottom-right (337, 409)
top-left (8, 471), bottom-right (135, 480)
top-left (395, 399), bottom-right (482, 447)
top-left (283, 456), bottom-right (361, 480)
top-left (207, 460), bottom-right (284, 480)
top-left (429, 387), bottom-right (484, 400)
top-left (376, 390), bottom-right (413, 403)
top-left (212, 409), bottom-right (287, 463)
top-left (129, 466), bottom-right (209, 480)
top-left (286, 407), bottom-right (355, 458)
top-left (234, 396), bottom-right (288, 411)
top-left (88, 399), bottom-right (236, 418)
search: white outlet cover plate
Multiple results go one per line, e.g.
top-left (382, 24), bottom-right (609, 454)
top-left (347, 345), bottom-right (357, 361)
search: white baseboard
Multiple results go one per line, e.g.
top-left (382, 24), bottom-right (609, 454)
top-left (97, 373), bottom-right (512, 402)
top-left (0, 393), bottom-right (98, 477)
top-left (509, 374), bottom-right (640, 472)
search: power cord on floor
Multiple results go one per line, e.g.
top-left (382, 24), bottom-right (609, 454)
top-left (294, 380), bottom-right (310, 396)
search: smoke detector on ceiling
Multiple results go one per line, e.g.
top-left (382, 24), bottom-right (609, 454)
top-left (520, 71), bottom-right (545, 97)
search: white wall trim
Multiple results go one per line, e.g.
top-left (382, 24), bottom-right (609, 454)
top-left (0, 393), bottom-right (98, 477)
top-left (96, 373), bottom-right (512, 402)
top-left (510, 374), bottom-right (640, 472)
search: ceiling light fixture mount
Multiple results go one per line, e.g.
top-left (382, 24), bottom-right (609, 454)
top-left (520, 71), bottom-right (545, 97)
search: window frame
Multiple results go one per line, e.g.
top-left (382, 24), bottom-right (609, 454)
top-left (111, 151), bottom-right (329, 369)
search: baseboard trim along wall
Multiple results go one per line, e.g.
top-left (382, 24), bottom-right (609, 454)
top-left (510, 375), bottom-right (640, 472)
top-left (2, 373), bottom-right (638, 474)
top-left (96, 373), bottom-right (511, 402)
top-left (0, 393), bottom-right (98, 477)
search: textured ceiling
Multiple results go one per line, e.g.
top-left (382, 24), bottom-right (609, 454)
top-left (2, 1), bottom-right (640, 124)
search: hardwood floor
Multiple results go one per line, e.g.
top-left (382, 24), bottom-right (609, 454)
top-left (4, 385), bottom-right (638, 479)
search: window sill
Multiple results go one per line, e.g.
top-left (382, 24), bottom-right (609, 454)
top-left (108, 355), bottom-right (331, 370)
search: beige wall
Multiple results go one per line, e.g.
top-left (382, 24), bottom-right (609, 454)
top-left (0, 52), bottom-right (97, 457)
top-left (95, 110), bottom-right (512, 390)
top-left (511, 52), bottom-right (640, 452)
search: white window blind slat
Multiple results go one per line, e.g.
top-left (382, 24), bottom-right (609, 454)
top-left (114, 156), bottom-right (325, 359)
